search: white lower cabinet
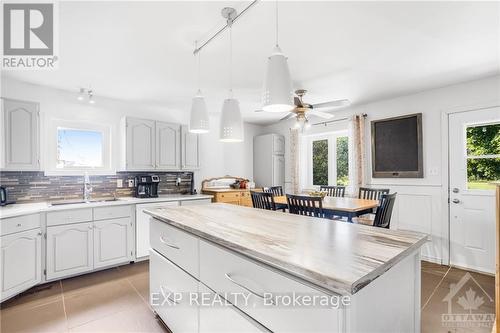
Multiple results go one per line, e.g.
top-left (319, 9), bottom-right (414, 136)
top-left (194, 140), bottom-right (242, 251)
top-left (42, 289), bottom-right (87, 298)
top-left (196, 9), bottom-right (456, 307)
top-left (150, 250), bottom-right (199, 333)
top-left (94, 218), bottom-right (133, 269)
top-left (0, 228), bottom-right (42, 301)
top-left (46, 222), bottom-right (94, 280)
top-left (198, 284), bottom-right (264, 333)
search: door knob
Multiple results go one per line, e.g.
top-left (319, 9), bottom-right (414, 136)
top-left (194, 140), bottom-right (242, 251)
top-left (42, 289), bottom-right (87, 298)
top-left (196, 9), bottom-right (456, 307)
top-left (452, 199), bottom-right (460, 204)
top-left (452, 188), bottom-right (459, 193)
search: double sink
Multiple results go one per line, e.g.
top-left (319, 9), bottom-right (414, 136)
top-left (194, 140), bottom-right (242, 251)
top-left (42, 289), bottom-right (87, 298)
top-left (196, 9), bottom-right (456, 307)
top-left (49, 198), bottom-right (121, 206)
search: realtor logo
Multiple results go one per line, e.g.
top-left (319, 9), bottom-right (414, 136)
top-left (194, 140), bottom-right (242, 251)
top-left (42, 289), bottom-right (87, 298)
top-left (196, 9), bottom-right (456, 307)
top-left (441, 272), bottom-right (494, 328)
top-left (2, 1), bottom-right (58, 69)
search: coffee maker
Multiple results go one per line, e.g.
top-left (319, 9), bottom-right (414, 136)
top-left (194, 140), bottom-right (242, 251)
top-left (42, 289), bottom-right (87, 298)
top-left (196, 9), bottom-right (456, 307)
top-left (134, 175), bottom-right (160, 198)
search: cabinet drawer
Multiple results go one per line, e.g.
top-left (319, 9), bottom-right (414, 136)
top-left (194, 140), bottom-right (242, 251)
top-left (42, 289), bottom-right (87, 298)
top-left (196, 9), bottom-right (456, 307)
top-left (150, 250), bottom-right (198, 333)
top-left (200, 240), bottom-right (340, 332)
top-left (1, 214), bottom-right (41, 236)
top-left (150, 218), bottom-right (199, 278)
top-left (93, 205), bottom-right (131, 221)
top-left (47, 208), bottom-right (93, 226)
top-left (216, 192), bottom-right (240, 202)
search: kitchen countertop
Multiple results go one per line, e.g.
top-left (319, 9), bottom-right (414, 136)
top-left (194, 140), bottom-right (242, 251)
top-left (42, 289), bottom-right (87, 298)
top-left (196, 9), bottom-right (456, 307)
top-left (0, 194), bottom-right (212, 219)
top-left (145, 203), bottom-right (427, 295)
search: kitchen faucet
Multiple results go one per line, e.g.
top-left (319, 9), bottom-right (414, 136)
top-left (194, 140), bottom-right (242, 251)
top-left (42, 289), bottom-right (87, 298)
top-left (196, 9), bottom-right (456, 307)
top-left (83, 172), bottom-right (93, 202)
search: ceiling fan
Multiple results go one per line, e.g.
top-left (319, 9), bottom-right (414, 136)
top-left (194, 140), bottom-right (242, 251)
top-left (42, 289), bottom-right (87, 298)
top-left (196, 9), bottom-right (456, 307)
top-left (256, 89), bottom-right (350, 128)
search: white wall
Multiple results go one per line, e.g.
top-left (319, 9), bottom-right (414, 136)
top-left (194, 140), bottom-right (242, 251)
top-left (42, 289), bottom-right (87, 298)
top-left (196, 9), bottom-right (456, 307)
top-left (261, 75), bottom-right (500, 264)
top-left (0, 76), bottom-right (263, 190)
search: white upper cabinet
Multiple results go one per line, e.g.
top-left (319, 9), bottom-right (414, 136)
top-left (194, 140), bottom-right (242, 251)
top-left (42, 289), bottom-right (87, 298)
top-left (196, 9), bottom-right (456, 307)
top-left (181, 125), bottom-right (200, 170)
top-left (156, 121), bottom-right (181, 170)
top-left (1, 98), bottom-right (40, 171)
top-left (125, 118), bottom-right (156, 171)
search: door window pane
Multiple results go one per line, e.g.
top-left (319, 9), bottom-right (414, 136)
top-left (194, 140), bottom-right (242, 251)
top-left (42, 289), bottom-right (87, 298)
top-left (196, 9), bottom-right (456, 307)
top-left (466, 123), bottom-right (500, 156)
top-left (466, 123), bottom-right (500, 190)
top-left (312, 139), bottom-right (328, 186)
top-left (57, 128), bottom-right (103, 168)
top-left (336, 136), bottom-right (349, 186)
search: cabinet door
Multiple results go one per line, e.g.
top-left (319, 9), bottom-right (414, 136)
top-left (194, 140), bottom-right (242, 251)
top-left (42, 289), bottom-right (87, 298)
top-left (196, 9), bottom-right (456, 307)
top-left (2, 98), bottom-right (40, 170)
top-left (126, 118), bottom-right (156, 170)
top-left (0, 229), bottom-right (42, 301)
top-left (272, 155), bottom-right (285, 187)
top-left (93, 218), bottom-right (132, 269)
top-left (150, 250), bottom-right (199, 333)
top-left (46, 222), bottom-right (93, 280)
top-left (273, 134), bottom-right (285, 155)
top-left (181, 125), bottom-right (200, 170)
top-left (156, 121), bottom-right (180, 170)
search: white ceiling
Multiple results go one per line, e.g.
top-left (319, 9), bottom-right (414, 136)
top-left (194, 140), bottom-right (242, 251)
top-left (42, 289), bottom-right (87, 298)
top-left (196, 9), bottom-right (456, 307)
top-left (4, 1), bottom-right (500, 124)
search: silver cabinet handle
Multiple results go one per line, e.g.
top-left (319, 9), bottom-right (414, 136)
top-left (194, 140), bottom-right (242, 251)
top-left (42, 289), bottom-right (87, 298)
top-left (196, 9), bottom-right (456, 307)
top-left (452, 199), bottom-right (460, 204)
top-left (37, 231), bottom-right (42, 236)
top-left (224, 273), bottom-right (273, 304)
top-left (159, 236), bottom-right (180, 249)
top-left (159, 285), bottom-right (179, 304)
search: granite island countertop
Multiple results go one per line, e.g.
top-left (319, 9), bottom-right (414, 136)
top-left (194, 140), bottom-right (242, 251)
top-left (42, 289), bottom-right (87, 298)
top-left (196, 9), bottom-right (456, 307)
top-left (145, 203), bottom-right (428, 295)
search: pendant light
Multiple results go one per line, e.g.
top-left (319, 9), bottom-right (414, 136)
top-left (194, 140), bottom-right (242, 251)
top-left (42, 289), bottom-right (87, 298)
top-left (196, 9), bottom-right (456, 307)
top-left (262, 0), bottom-right (294, 113)
top-left (189, 42), bottom-right (210, 134)
top-left (219, 8), bottom-right (243, 143)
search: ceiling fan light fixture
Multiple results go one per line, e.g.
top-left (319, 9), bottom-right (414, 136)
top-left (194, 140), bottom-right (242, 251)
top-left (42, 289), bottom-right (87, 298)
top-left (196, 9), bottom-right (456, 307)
top-left (262, 45), bottom-right (294, 113)
top-left (220, 97), bottom-right (243, 142)
top-left (189, 89), bottom-right (210, 134)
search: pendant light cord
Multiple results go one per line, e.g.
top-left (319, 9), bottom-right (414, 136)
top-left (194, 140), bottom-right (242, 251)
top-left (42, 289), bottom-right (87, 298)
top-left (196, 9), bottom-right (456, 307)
top-left (229, 24), bottom-right (233, 96)
top-left (275, 0), bottom-right (279, 47)
top-left (196, 41), bottom-right (201, 91)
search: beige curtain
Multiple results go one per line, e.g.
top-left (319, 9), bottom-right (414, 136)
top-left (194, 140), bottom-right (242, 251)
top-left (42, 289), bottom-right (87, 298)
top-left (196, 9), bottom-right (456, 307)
top-left (348, 114), bottom-right (366, 196)
top-left (290, 128), bottom-right (300, 194)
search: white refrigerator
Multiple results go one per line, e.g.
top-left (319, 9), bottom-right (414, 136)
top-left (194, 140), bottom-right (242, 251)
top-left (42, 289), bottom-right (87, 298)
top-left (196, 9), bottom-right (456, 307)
top-left (253, 134), bottom-right (285, 188)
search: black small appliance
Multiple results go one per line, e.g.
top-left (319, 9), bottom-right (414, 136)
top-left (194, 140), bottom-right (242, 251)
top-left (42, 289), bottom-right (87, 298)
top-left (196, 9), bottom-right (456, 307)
top-left (134, 175), bottom-right (160, 198)
top-left (0, 186), bottom-right (15, 206)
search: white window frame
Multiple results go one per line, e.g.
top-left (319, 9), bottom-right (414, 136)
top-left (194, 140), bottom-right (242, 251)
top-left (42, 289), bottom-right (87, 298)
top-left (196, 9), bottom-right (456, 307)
top-left (45, 119), bottom-right (112, 175)
top-left (303, 130), bottom-right (349, 189)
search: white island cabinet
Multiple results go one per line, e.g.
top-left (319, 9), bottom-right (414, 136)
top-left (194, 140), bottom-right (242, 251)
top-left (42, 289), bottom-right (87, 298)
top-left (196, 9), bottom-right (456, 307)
top-left (146, 204), bottom-right (427, 333)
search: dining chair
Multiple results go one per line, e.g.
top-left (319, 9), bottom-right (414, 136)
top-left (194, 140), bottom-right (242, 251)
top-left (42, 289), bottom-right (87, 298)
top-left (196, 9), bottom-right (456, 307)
top-left (251, 191), bottom-right (277, 211)
top-left (353, 193), bottom-right (397, 228)
top-left (358, 187), bottom-right (390, 200)
top-left (320, 185), bottom-right (346, 197)
top-left (264, 186), bottom-right (284, 196)
top-left (286, 194), bottom-right (325, 218)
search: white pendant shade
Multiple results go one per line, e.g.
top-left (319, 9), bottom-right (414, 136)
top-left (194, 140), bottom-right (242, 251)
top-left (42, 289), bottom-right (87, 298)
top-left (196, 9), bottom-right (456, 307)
top-left (262, 45), bottom-right (294, 112)
top-left (219, 97), bottom-right (243, 142)
top-left (189, 89), bottom-right (210, 134)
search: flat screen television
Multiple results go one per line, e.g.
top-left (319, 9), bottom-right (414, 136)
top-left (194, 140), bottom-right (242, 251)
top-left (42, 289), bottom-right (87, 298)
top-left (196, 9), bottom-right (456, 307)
top-left (371, 113), bottom-right (423, 178)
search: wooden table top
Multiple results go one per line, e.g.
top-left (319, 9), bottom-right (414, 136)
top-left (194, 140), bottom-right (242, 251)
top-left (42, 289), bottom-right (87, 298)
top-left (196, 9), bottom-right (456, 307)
top-left (145, 203), bottom-right (427, 295)
top-left (273, 195), bottom-right (379, 212)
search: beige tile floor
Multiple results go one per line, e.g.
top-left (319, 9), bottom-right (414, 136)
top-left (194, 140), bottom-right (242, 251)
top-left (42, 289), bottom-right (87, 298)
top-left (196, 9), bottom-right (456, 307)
top-left (0, 261), bottom-right (495, 333)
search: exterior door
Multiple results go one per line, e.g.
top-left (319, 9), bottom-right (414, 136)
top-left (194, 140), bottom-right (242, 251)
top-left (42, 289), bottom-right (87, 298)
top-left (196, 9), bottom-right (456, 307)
top-left (2, 98), bottom-right (40, 170)
top-left (449, 107), bottom-right (499, 274)
top-left (126, 118), bottom-right (156, 170)
top-left (156, 122), bottom-right (180, 170)
top-left (46, 222), bottom-right (94, 280)
top-left (0, 229), bottom-right (42, 301)
top-left (93, 218), bottom-right (132, 269)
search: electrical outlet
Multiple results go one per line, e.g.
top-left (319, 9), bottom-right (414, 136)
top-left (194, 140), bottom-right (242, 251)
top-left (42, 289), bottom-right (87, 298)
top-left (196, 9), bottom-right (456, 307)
top-left (128, 179), bottom-right (135, 187)
top-left (116, 179), bottom-right (123, 188)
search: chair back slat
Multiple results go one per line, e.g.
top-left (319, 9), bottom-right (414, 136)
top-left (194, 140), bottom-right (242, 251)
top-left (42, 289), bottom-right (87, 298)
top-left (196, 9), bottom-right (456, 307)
top-left (251, 191), bottom-right (276, 211)
top-left (264, 186), bottom-right (283, 196)
top-left (319, 185), bottom-right (346, 197)
top-left (286, 194), bottom-right (324, 218)
top-left (373, 193), bottom-right (397, 228)
top-left (358, 187), bottom-right (390, 200)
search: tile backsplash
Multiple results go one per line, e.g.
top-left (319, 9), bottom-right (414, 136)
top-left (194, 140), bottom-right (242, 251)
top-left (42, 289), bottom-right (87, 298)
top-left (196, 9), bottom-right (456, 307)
top-left (0, 171), bottom-right (193, 203)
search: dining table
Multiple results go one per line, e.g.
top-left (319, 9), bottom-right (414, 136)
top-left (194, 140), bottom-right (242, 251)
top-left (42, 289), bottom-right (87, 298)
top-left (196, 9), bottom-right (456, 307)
top-left (273, 195), bottom-right (379, 222)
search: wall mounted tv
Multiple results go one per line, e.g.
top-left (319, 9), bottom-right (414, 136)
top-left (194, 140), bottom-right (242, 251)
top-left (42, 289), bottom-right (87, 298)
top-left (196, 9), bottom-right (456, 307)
top-left (371, 113), bottom-right (423, 178)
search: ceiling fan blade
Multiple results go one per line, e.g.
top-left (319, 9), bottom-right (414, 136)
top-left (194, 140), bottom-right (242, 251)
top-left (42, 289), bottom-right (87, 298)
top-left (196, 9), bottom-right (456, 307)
top-left (280, 113), bottom-right (296, 121)
top-left (310, 110), bottom-right (335, 119)
top-left (254, 109), bottom-right (264, 112)
top-left (312, 99), bottom-right (350, 109)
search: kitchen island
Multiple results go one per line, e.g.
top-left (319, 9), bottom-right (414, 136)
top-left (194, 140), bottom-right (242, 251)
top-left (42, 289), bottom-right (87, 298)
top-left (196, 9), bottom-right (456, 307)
top-left (146, 203), bottom-right (427, 333)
